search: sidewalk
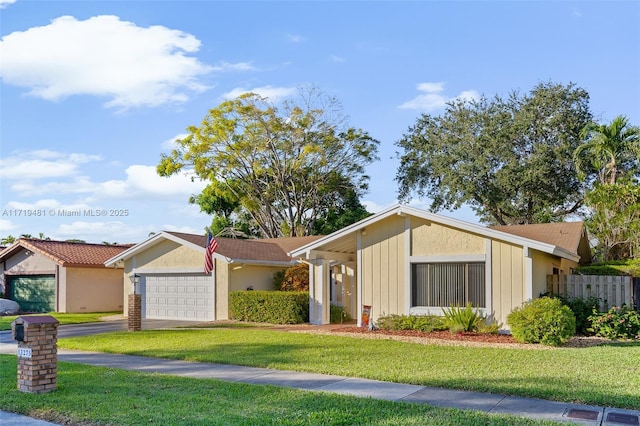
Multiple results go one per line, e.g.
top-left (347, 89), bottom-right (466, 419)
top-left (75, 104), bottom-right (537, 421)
top-left (2, 342), bottom-right (640, 425)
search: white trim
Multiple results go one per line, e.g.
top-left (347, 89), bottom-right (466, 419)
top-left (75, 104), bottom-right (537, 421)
top-left (524, 245), bottom-right (533, 300)
top-left (409, 254), bottom-right (486, 263)
top-left (356, 230), bottom-right (363, 327)
top-left (485, 238), bottom-right (493, 316)
top-left (404, 215), bottom-right (412, 314)
top-left (308, 260), bottom-right (317, 325)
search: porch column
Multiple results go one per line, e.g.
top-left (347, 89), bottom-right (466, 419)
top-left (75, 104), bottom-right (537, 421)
top-left (309, 259), bottom-right (330, 325)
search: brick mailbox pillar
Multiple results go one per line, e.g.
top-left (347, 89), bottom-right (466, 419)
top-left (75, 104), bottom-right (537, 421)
top-left (128, 293), bottom-right (142, 332)
top-left (11, 316), bottom-right (59, 394)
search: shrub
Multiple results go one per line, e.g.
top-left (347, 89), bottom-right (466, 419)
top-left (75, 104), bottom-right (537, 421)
top-left (442, 303), bottom-right (483, 333)
top-left (565, 296), bottom-right (600, 335)
top-left (507, 297), bottom-right (576, 346)
top-left (588, 305), bottom-right (640, 340)
top-left (330, 305), bottom-right (352, 324)
top-left (274, 264), bottom-right (310, 291)
top-left (229, 291), bottom-right (309, 324)
top-left (541, 293), bottom-right (600, 335)
top-left (376, 314), bottom-right (447, 333)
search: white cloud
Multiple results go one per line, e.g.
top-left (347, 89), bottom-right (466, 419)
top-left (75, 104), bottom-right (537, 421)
top-left (0, 150), bottom-right (101, 180)
top-left (98, 165), bottom-right (207, 199)
top-left (0, 219), bottom-right (17, 233)
top-left (399, 82), bottom-right (480, 111)
top-left (222, 85), bottom-right (296, 102)
top-left (54, 221), bottom-right (152, 244)
top-left (0, 15), bottom-right (212, 109)
top-left (210, 62), bottom-right (256, 72)
top-left (161, 133), bottom-right (190, 150)
top-left (286, 33), bottom-right (305, 43)
top-left (0, 0), bottom-right (16, 9)
top-left (330, 55), bottom-right (346, 63)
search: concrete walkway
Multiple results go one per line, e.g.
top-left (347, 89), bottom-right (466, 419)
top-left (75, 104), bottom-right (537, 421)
top-left (1, 342), bottom-right (640, 425)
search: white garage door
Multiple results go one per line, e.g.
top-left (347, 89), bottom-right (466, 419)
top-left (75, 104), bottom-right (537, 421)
top-left (142, 274), bottom-right (214, 321)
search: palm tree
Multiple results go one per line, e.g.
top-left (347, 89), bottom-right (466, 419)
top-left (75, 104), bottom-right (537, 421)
top-left (574, 115), bottom-right (640, 185)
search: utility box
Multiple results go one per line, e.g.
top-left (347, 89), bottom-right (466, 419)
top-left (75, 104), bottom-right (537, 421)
top-left (11, 316), bottom-right (59, 393)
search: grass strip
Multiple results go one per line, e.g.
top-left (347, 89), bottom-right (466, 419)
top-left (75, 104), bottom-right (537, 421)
top-left (0, 312), bottom-right (120, 330)
top-left (0, 355), bottom-right (559, 426)
top-left (59, 327), bottom-right (640, 409)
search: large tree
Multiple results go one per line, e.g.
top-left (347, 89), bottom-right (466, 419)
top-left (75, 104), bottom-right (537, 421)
top-left (573, 115), bottom-right (640, 185)
top-left (574, 116), bottom-right (640, 260)
top-left (396, 82), bottom-right (593, 225)
top-left (158, 87), bottom-right (379, 237)
top-left (584, 179), bottom-right (640, 260)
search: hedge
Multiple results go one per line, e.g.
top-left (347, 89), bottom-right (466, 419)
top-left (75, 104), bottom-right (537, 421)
top-left (229, 291), bottom-right (309, 324)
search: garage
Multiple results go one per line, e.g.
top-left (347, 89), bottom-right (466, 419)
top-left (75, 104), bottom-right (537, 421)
top-left (9, 275), bottom-right (56, 313)
top-left (141, 274), bottom-right (214, 321)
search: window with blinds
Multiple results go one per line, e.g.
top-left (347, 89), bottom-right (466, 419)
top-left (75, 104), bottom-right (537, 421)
top-left (411, 262), bottom-right (485, 308)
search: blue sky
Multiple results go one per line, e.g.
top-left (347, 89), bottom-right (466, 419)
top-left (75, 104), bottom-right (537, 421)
top-left (1, 1), bottom-right (639, 244)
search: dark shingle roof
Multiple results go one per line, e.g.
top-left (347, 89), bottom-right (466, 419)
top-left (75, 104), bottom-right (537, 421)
top-left (164, 232), bottom-right (323, 262)
top-left (489, 222), bottom-right (585, 255)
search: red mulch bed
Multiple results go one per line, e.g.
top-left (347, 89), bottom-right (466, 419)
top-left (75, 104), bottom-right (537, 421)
top-left (330, 326), bottom-right (518, 344)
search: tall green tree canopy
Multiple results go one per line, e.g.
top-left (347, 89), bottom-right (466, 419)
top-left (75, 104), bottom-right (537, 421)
top-left (573, 115), bottom-right (640, 185)
top-left (158, 87), bottom-right (379, 237)
top-left (396, 82), bottom-right (593, 225)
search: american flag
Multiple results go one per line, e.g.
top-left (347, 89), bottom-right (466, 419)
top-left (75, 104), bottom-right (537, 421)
top-left (204, 232), bottom-right (218, 274)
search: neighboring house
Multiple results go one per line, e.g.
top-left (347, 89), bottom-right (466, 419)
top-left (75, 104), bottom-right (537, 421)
top-left (104, 231), bottom-right (322, 321)
top-left (0, 239), bottom-right (131, 313)
top-left (289, 204), bottom-right (591, 328)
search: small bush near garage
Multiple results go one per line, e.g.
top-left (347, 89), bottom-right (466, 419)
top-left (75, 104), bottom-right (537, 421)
top-left (229, 291), bottom-right (309, 324)
top-left (376, 314), bottom-right (448, 333)
top-left (507, 297), bottom-right (576, 346)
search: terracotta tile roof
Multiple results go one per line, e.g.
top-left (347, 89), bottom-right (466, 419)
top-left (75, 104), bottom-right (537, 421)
top-left (0, 239), bottom-right (133, 267)
top-left (489, 222), bottom-right (586, 254)
top-left (164, 232), bottom-right (323, 262)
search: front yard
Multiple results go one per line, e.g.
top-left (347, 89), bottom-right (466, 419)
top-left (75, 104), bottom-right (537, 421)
top-left (57, 324), bottom-right (640, 410)
top-left (0, 355), bottom-right (559, 426)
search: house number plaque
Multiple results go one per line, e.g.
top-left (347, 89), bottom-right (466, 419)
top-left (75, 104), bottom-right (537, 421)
top-left (17, 348), bottom-right (32, 359)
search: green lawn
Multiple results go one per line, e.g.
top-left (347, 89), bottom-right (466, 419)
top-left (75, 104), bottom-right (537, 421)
top-left (58, 326), bottom-right (640, 410)
top-left (0, 312), bottom-right (120, 330)
top-left (0, 356), bottom-right (559, 426)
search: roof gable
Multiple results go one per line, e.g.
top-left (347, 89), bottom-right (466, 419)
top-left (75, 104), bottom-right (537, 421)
top-left (290, 204), bottom-right (582, 262)
top-left (0, 239), bottom-right (132, 267)
top-left (105, 231), bottom-right (324, 267)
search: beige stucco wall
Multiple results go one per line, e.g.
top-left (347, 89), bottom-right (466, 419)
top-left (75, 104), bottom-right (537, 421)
top-left (63, 267), bottom-right (124, 313)
top-left (3, 249), bottom-right (57, 274)
top-left (411, 218), bottom-right (485, 256)
top-left (215, 259), bottom-right (229, 320)
top-left (229, 265), bottom-right (280, 292)
top-left (131, 240), bottom-right (204, 270)
top-left (360, 215), bottom-right (407, 320)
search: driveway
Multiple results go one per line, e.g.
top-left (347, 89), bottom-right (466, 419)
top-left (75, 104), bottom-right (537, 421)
top-left (0, 319), bottom-right (204, 347)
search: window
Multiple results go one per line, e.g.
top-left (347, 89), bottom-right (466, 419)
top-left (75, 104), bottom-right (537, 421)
top-left (411, 262), bottom-right (485, 308)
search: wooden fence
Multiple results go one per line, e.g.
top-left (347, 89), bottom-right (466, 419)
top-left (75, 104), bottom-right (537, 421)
top-left (546, 274), bottom-right (634, 311)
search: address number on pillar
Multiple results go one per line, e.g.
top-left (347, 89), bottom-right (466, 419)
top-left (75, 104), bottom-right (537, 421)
top-left (17, 348), bottom-right (32, 359)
